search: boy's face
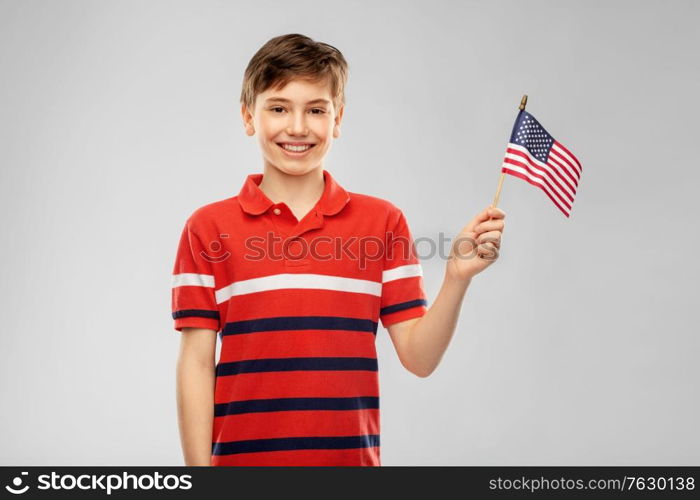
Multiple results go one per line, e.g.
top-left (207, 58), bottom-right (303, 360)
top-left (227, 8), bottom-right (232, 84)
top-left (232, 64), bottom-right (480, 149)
top-left (241, 77), bottom-right (343, 177)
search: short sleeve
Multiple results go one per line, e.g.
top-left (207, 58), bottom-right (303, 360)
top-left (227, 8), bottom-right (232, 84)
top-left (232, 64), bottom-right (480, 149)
top-left (170, 219), bottom-right (221, 332)
top-left (379, 208), bottom-right (428, 328)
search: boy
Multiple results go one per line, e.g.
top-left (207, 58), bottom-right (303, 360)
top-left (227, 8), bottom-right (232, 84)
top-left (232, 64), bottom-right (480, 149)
top-left (171, 33), bottom-right (505, 466)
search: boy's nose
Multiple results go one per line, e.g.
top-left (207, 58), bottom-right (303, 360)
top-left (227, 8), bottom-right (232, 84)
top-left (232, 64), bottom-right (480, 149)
top-left (286, 114), bottom-right (309, 136)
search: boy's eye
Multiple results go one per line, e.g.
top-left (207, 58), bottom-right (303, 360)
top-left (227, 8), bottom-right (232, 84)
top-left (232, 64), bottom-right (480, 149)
top-left (269, 107), bottom-right (326, 114)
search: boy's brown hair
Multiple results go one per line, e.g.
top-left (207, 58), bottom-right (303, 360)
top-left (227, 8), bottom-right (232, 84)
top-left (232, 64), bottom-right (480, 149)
top-left (240, 33), bottom-right (349, 113)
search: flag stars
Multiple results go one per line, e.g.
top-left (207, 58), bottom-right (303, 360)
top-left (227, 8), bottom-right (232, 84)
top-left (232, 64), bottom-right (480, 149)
top-left (511, 113), bottom-right (555, 162)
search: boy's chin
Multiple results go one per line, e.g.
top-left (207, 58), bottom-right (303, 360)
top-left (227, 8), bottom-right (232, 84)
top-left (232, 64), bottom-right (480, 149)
top-left (270, 163), bottom-right (323, 177)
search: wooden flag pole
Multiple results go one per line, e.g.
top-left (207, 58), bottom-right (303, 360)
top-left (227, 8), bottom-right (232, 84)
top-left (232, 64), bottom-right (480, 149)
top-left (478, 95), bottom-right (527, 260)
top-left (491, 94), bottom-right (528, 208)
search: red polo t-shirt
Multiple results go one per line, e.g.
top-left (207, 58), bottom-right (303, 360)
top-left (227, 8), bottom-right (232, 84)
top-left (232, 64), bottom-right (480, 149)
top-left (171, 169), bottom-right (428, 466)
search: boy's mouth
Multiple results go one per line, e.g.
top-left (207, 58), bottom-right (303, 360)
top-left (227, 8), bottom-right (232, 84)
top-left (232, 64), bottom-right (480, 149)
top-left (277, 143), bottom-right (316, 156)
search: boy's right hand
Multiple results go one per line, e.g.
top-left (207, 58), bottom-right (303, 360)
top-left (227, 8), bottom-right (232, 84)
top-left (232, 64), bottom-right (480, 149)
top-left (446, 205), bottom-right (506, 281)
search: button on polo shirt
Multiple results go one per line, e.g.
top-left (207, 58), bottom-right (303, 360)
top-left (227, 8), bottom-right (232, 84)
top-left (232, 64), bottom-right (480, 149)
top-left (171, 169), bottom-right (428, 466)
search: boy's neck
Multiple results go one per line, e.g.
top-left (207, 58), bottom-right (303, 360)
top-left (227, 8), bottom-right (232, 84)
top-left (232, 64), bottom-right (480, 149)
top-left (258, 165), bottom-right (325, 215)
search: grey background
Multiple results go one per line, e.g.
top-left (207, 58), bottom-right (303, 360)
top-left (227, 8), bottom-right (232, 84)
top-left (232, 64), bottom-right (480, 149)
top-left (1, 0), bottom-right (698, 465)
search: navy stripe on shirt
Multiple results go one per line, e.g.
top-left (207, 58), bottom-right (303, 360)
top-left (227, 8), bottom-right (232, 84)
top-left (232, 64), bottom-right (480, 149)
top-left (172, 309), bottom-right (220, 320)
top-left (215, 357), bottom-right (378, 377)
top-left (221, 315), bottom-right (378, 336)
top-left (380, 298), bottom-right (428, 316)
top-left (212, 434), bottom-right (380, 456)
top-left (214, 396), bottom-right (380, 417)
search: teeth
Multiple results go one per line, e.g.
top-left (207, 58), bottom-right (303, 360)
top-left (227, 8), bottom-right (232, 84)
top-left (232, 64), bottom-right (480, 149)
top-left (281, 144), bottom-right (312, 152)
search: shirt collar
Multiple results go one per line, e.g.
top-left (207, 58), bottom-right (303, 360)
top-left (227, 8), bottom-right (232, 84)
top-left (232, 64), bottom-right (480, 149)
top-left (237, 168), bottom-right (350, 216)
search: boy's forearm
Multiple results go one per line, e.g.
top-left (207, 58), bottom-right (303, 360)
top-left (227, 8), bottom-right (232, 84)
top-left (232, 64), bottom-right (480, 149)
top-left (405, 271), bottom-right (471, 377)
top-left (176, 357), bottom-right (216, 466)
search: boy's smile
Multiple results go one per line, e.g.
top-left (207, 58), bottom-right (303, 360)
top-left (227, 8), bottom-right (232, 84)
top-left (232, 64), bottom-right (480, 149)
top-left (242, 78), bottom-right (343, 177)
top-left (277, 142), bottom-right (316, 157)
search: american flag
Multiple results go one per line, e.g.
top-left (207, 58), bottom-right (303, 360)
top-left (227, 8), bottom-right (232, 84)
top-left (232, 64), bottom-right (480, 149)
top-left (501, 110), bottom-right (582, 217)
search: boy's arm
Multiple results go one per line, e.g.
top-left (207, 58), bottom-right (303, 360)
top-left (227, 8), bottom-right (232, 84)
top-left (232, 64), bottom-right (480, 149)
top-left (387, 273), bottom-right (471, 378)
top-left (387, 206), bottom-right (505, 378)
top-left (176, 327), bottom-right (217, 466)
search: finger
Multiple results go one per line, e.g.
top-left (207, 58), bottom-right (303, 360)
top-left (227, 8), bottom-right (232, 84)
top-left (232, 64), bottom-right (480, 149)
top-left (477, 230), bottom-right (501, 243)
top-left (467, 205), bottom-right (502, 235)
top-left (478, 242), bottom-right (499, 259)
top-left (474, 222), bottom-right (504, 239)
top-left (477, 247), bottom-right (497, 260)
top-left (469, 206), bottom-right (494, 230)
top-left (476, 231), bottom-right (501, 248)
top-left (487, 207), bottom-right (506, 219)
top-left (473, 219), bottom-right (505, 235)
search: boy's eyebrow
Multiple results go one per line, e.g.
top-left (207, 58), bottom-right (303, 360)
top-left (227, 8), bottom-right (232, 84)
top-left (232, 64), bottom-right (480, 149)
top-left (264, 97), bottom-right (331, 105)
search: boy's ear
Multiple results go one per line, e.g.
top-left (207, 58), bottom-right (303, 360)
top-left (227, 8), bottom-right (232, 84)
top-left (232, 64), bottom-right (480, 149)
top-left (333, 104), bottom-right (344, 138)
top-left (241, 104), bottom-right (255, 136)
